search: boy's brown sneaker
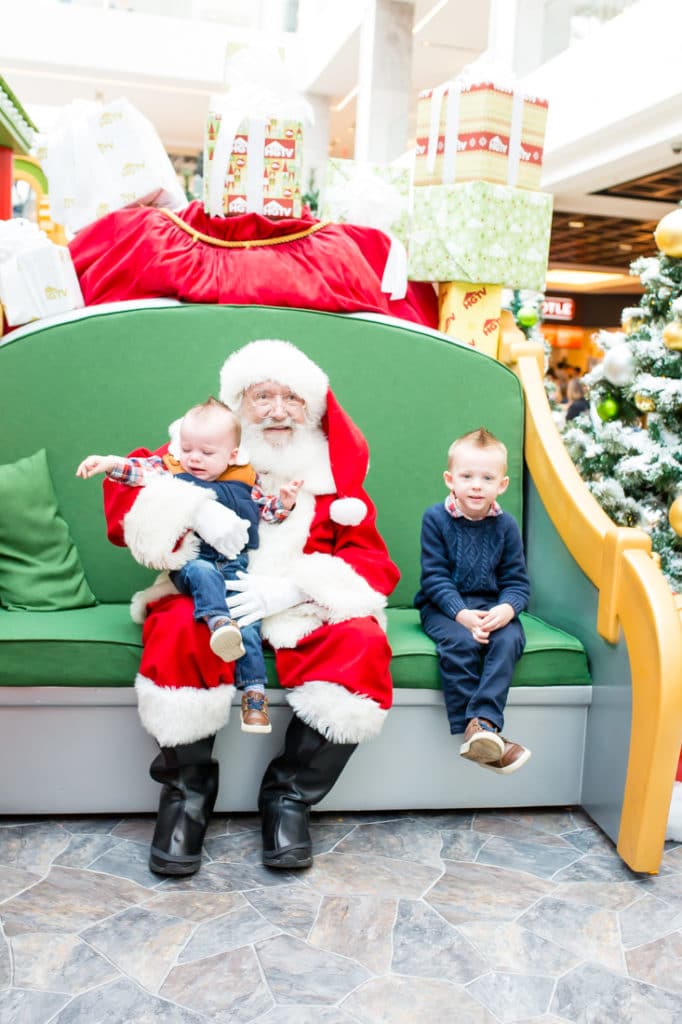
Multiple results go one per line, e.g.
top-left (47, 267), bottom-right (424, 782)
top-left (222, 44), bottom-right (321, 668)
top-left (459, 717), bottom-right (505, 764)
top-left (480, 737), bottom-right (532, 774)
top-left (241, 691), bottom-right (272, 734)
top-left (209, 618), bottom-right (245, 662)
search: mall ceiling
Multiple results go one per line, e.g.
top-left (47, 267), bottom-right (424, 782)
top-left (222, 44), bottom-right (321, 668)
top-left (550, 163), bottom-right (682, 272)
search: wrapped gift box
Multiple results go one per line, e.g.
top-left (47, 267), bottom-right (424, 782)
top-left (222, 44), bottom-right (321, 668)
top-left (319, 158), bottom-right (411, 245)
top-left (415, 79), bottom-right (548, 190)
top-left (438, 281), bottom-right (502, 357)
top-left (203, 44), bottom-right (311, 219)
top-left (408, 181), bottom-right (553, 291)
top-left (204, 110), bottom-right (304, 218)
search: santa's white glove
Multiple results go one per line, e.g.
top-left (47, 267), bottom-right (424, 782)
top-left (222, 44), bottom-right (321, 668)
top-left (226, 571), bottom-right (307, 628)
top-left (192, 502), bottom-right (250, 560)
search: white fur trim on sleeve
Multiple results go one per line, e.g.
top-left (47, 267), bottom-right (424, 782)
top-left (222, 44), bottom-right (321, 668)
top-left (293, 551), bottom-right (386, 622)
top-left (329, 497), bottom-right (367, 526)
top-left (123, 474), bottom-right (211, 571)
top-left (130, 572), bottom-right (180, 624)
top-left (135, 674), bottom-right (232, 746)
top-left (287, 680), bottom-right (387, 743)
top-left (260, 551), bottom-right (387, 649)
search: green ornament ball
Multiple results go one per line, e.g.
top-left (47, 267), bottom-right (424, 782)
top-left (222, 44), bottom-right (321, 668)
top-left (517, 304), bottom-right (539, 327)
top-left (597, 396), bottom-right (619, 421)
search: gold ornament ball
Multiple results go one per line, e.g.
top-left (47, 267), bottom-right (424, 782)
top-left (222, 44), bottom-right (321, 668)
top-left (654, 208), bottom-right (682, 257)
top-left (635, 392), bottom-right (655, 412)
top-left (663, 320), bottom-right (682, 350)
top-left (669, 496), bottom-right (682, 536)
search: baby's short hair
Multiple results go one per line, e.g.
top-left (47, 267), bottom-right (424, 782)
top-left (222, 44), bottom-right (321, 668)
top-left (447, 426), bottom-right (507, 472)
top-left (184, 396), bottom-right (241, 444)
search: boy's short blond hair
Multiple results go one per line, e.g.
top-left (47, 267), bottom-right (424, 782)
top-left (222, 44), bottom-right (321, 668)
top-left (183, 396), bottom-right (241, 445)
top-left (447, 427), bottom-right (508, 472)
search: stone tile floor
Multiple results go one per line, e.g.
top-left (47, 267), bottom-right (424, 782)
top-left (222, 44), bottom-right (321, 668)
top-left (1, 807), bottom-right (682, 1023)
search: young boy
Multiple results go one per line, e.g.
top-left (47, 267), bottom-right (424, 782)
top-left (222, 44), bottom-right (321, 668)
top-left (414, 427), bottom-right (531, 773)
top-left (77, 397), bottom-right (301, 735)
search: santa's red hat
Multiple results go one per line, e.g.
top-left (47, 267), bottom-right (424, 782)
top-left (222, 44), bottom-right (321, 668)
top-left (220, 339), bottom-right (368, 526)
top-left (323, 387), bottom-right (369, 526)
top-left (220, 339), bottom-right (328, 423)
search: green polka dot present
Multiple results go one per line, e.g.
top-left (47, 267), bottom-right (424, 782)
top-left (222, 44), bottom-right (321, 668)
top-left (408, 181), bottom-right (552, 291)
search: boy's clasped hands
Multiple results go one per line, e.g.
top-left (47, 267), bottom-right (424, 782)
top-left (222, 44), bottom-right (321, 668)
top-left (456, 603), bottom-right (515, 644)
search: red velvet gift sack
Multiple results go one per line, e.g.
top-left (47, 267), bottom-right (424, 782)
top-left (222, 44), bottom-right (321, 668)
top-left (69, 202), bottom-right (438, 330)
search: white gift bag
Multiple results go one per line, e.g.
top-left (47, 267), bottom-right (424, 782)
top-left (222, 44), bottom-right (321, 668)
top-left (37, 97), bottom-right (186, 234)
top-left (95, 98), bottom-right (186, 212)
top-left (0, 219), bottom-right (84, 327)
top-left (38, 100), bottom-right (113, 233)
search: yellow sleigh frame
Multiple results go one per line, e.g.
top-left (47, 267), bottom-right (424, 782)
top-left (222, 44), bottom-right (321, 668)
top-left (501, 318), bottom-right (682, 873)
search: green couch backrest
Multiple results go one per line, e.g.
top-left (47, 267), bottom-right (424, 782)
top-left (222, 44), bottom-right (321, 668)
top-left (0, 305), bottom-right (525, 606)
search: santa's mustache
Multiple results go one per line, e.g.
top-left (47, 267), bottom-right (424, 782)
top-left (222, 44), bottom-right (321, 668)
top-left (256, 415), bottom-right (300, 430)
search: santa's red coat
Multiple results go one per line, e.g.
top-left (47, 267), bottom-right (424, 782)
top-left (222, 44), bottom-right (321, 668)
top-left (69, 202), bottom-right (438, 328)
top-left (104, 445), bottom-right (400, 745)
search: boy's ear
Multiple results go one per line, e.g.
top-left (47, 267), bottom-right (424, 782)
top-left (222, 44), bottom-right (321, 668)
top-left (498, 475), bottom-right (510, 496)
top-left (443, 470), bottom-right (454, 491)
top-left (228, 447), bottom-right (240, 465)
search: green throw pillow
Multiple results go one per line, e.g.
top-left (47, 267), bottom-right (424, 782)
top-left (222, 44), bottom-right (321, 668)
top-left (0, 448), bottom-right (96, 611)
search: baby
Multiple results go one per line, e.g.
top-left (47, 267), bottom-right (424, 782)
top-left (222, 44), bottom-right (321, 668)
top-left (77, 396), bottom-right (301, 734)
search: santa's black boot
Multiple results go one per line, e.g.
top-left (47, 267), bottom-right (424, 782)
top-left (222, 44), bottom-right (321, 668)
top-left (148, 736), bottom-right (219, 876)
top-left (259, 715), bottom-right (356, 869)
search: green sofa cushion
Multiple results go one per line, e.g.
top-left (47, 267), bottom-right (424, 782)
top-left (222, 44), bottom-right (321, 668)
top-left (0, 605), bottom-right (590, 691)
top-left (0, 449), bottom-right (96, 612)
top-left (0, 605), bottom-right (141, 687)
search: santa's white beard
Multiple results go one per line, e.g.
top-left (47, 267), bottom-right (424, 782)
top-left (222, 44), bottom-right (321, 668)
top-left (240, 420), bottom-right (335, 494)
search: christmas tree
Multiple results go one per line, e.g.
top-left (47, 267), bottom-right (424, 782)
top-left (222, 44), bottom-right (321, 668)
top-left (561, 206), bottom-right (682, 591)
top-left (504, 288), bottom-right (561, 411)
top-left (505, 287), bottom-right (544, 344)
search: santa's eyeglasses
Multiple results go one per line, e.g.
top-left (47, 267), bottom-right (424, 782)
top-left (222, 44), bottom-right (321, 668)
top-left (248, 390), bottom-right (306, 413)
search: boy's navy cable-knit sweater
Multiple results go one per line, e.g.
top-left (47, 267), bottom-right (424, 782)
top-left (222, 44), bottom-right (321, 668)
top-left (414, 502), bottom-right (530, 619)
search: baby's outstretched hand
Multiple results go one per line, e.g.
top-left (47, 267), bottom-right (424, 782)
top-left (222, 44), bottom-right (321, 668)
top-left (279, 478), bottom-right (304, 511)
top-left (76, 455), bottom-right (117, 479)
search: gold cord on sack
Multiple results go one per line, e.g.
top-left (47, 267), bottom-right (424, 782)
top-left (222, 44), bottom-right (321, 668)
top-left (159, 208), bottom-right (331, 248)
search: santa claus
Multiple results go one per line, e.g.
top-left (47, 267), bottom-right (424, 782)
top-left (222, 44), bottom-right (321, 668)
top-left (103, 339), bottom-right (399, 874)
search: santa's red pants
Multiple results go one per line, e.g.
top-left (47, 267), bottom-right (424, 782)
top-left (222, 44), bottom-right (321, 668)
top-left (140, 594), bottom-right (393, 710)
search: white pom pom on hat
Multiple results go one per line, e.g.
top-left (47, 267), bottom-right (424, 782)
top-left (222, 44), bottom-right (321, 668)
top-left (329, 496), bottom-right (367, 526)
top-left (220, 339), bottom-right (328, 423)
